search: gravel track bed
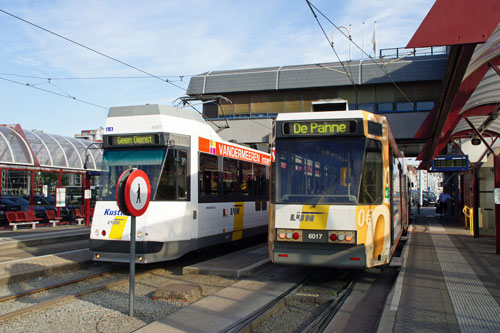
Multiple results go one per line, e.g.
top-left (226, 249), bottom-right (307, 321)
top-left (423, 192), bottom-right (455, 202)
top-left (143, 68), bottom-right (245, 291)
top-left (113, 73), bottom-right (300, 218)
top-left (0, 262), bottom-right (236, 332)
top-left (254, 268), bottom-right (352, 332)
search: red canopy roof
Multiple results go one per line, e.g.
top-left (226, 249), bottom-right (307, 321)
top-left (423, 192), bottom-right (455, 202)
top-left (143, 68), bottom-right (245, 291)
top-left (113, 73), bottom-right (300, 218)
top-left (407, 0), bottom-right (499, 48)
top-left (409, 0), bottom-right (500, 169)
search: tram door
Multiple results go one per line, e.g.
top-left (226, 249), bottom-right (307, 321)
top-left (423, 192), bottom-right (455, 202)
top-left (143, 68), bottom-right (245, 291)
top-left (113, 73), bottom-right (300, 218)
top-left (390, 152), bottom-right (403, 246)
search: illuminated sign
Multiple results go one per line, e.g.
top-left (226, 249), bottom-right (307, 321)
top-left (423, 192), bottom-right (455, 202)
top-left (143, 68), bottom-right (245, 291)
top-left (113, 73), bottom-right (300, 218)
top-left (109, 134), bottom-right (159, 146)
top-left (282, 120), bottom-right (357, 136)
top-left (430, 155), bottom-right (469, 172)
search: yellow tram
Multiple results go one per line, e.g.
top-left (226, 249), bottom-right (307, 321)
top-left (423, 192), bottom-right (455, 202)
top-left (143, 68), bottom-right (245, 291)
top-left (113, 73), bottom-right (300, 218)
top-left (269, 106), bottom-right (409, 268)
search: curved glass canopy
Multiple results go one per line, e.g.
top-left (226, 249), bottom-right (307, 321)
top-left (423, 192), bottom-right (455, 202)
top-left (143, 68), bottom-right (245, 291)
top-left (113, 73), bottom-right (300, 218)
top-left (0, 125), bottom-right (102, 171)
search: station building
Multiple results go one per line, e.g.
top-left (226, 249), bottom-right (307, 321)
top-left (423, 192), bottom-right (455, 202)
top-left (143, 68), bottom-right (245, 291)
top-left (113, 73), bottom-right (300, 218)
top-left (186, 47), bottom-right (448, 156)
top-left (186, 40), bottom-right (499, 244)
top-left (0, 124), bottom-right (102, 226)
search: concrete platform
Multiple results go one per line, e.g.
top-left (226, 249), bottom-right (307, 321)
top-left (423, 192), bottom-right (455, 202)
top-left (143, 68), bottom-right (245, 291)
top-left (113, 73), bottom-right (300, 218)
top-left (0, 225), bottom-right (90, 250)
top-left (378, 208), bottom-right (500, 332)
top-left (138, 265), bottom-right (308, 333)
top-left (182, 244), bottom-right (271, 278)
top-left (0, 225), bottom-right (91, 285)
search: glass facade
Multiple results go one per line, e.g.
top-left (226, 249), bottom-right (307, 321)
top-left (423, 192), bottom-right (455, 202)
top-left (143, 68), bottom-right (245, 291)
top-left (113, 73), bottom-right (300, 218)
top-left (0, 126), bottom-right (102, 170)
top-left (0, 124), bottom-right (103, 226)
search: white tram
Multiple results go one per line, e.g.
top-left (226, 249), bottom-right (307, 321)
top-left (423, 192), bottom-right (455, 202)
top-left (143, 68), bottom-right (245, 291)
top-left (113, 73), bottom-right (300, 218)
top-left (269, 106), bottom-right (409, 268)
top-left (90, 104), bottom-right (270, 263)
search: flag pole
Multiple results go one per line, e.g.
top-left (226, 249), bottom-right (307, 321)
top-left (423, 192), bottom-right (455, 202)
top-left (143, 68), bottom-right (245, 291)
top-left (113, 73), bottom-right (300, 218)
top-left (362, 21), bottom-right (365, 60)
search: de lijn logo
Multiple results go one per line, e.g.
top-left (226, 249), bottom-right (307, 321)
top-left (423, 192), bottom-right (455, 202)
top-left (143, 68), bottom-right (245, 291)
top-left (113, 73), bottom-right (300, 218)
top-left (230, 203), bottom-right (243, 216)
top-left (290, 211), bottom-right (324, 222)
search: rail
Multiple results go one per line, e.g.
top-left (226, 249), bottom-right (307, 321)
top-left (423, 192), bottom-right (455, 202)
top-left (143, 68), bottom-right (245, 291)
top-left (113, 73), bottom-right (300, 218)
top-left (379, 46), bottom-right (448, 59)
top-left (224, 269), bottom-right (358, 332)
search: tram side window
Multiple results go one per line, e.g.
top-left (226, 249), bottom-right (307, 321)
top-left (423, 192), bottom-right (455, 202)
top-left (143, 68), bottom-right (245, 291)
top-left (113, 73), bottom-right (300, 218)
top-left (156, 149), bottom-right (190, 201)
top-left (199, 153), bottom-right (219, 196)
top-left (254, 164), bottom-right (269, 199)
top-left (240, 161), bottom-right (254, 196)
top-left (359, 139), bottom-right (383, 204)
top-left (223, 158), bottom-right (238, 195)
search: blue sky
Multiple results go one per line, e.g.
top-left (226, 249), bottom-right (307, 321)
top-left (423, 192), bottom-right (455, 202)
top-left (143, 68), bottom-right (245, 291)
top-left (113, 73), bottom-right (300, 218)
top-left (0, 0), bottom-right (435, 137)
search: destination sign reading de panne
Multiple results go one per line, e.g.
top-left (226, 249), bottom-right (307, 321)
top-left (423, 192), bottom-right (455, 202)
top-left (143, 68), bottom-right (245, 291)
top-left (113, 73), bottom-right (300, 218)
top-left (283, 120), bottom-right (356, 136)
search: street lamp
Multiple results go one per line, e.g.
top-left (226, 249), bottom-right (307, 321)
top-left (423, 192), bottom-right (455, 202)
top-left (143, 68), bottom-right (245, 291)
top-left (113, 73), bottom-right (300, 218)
top-left (332, 25), bottom-right (352, 61)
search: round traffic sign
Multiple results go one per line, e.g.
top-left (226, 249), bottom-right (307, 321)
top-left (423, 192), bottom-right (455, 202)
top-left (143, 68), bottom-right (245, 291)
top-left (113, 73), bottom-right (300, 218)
top-left (116, 169), bottom-right (151, 216)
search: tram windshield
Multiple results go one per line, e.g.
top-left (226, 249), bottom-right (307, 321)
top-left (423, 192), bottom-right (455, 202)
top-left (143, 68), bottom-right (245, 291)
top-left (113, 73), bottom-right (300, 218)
top-left (98, 148), bottom-right (166, 201)
top-left (273, 138), bottom-right (382, 205)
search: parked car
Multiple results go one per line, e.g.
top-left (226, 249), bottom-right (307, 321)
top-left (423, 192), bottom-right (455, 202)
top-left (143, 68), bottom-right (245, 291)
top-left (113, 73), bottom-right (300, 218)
top-left (422, 192), bottom-right (437, 207)
top-left (0, 197), bottom-right (22, 225)
top-left (3, 195), bottom-right (47, 220)
top-left (28, 194), bottom-right (75, 220)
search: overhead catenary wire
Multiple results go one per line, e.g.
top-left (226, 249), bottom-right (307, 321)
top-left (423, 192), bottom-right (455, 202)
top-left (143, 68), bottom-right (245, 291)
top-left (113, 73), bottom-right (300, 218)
top-left (47, 79), bottom-right (73, 98)
top-left (0, 8), bottom-right (186, 91)
top-left (0, 75), bottom-right (108, 110)
top-left (305, 1), bottom-right (358, 93)
top-left (305, 0), bottom-right (415, 107)
top-left (0, 72), bottom-right (194, 83)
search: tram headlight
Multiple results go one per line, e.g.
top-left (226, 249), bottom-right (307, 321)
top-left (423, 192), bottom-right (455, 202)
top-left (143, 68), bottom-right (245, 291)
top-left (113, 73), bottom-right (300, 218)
top-left (329, 231), bottom-right (356, 243)
top-left (277, 229), bottom-right (301, 241)
top-left (137, 231), bottom-right (143, 238)
top-left (95, 254), bottom-right (100, 259)
top-left (94, 229), bottom-right (99, 236)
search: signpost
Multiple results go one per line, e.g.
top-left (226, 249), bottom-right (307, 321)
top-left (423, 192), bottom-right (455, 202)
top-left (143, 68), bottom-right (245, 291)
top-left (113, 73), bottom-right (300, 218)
top-left (116, 168), bottom-right (151, 317)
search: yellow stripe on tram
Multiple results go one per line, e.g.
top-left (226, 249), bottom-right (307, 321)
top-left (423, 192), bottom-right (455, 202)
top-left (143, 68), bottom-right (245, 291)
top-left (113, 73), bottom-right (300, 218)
top-left (109, 216), bottom-right (129, 239)
top-left (232, 202), bottom-right (244, 241)
top-left (299, 205), bottom-right (330, 230)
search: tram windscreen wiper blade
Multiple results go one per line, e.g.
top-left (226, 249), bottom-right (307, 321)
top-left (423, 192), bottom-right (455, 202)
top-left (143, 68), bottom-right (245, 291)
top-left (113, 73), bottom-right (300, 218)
top-left (311, 175), bottom-right (339, 208)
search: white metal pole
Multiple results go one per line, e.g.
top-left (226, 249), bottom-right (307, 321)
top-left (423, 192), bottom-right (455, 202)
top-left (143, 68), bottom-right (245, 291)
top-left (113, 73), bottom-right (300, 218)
top-left (362, 22), bottom-right (365, 60)
top-left (348, 24), bottom-right (352, 61)
top-left (129, 215), bottom-right (136, 317)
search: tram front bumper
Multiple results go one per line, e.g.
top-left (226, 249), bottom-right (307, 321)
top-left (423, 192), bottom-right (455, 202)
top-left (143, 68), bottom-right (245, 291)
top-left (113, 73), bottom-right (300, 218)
top-left (272, 243), bottom-right (367, 269)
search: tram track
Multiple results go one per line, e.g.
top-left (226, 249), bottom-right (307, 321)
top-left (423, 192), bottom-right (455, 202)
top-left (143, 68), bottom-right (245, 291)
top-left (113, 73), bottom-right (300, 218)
top-left (0, 267), bottom-right (112, 303)
top-left (0, 265), bottom-right (127, 322)
top-left (226, 268), bottom-right (359, 333)
top-left (0, 272), bottom-right (126, 322)
top-left (301, 279), bottom-right (355, 332)
top-left (0, 234), bottom-right (367, 332)
top-left (0, 239), bottom-right (263, 330)
top-left (0, 261), bottom-right (236, 326)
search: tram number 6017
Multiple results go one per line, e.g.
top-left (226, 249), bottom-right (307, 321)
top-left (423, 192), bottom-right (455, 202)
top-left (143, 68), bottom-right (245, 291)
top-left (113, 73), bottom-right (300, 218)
top-left (308, 233), bottom-right (322, 240)
top-left (304, 230), bottom-right (327, 242)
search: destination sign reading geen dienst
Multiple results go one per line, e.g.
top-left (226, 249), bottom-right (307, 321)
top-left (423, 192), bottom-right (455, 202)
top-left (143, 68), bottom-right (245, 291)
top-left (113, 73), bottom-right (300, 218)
top-left (109, 134), bottom-right (159, 146)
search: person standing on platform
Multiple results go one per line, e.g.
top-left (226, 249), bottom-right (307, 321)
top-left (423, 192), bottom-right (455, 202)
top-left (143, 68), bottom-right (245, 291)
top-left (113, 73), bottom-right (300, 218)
top-left (439, 189), bottom-right (451, 219)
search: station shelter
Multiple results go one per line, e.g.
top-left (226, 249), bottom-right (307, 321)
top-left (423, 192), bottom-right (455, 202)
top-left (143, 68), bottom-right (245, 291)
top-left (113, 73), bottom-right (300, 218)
top-left (410, 0), bottom-right (500, 252)
top-left (0, 124), bottom-right (102, 227)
